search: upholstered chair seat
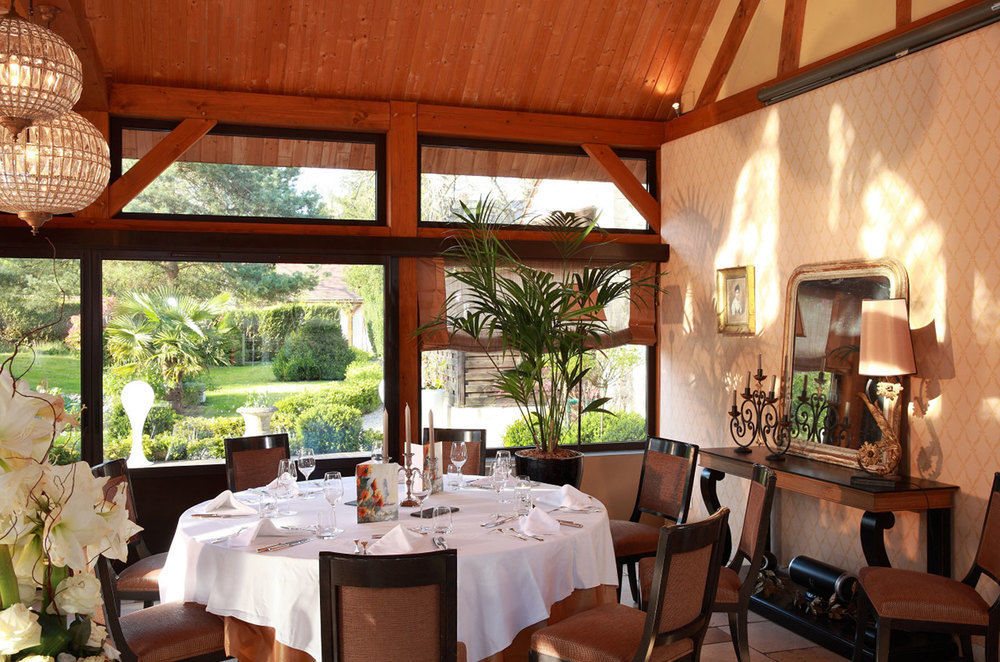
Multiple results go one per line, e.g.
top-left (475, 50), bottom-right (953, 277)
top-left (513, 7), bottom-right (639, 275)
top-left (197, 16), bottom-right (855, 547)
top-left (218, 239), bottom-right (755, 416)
top-left (858, 567), bottom-right (989, 626)
top-left (610, 521), bottom-right (661, 558)
top-left (117, 552), bottom-right (168, 594)
top-left (119, 602), bottom-right (225, 662)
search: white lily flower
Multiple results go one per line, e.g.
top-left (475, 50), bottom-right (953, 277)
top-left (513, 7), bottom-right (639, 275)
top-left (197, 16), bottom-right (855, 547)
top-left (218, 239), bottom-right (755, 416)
top-left (0, 602), bottom-right (42, 655)
top-left (95, 483), bottom-right (142, 562)
top-left (85, 622), bottom-right (109, 650)
top-left (0, 369), bottom-right (72, 463)
top-left (0, 460), bottom-right (43, 520)
top-left (53, 572), bottom-right (101, 616)
top-left (42, 464), bottom-right (113, 571)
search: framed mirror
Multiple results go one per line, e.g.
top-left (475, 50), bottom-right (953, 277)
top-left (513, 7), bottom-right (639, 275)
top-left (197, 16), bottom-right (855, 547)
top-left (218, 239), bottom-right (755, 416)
top-left (780, 259), bottom-right (909, 467)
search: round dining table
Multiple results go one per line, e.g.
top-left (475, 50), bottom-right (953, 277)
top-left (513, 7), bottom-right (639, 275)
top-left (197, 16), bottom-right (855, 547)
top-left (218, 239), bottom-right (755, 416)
top-left (158, 477), bottom-right (618, 662)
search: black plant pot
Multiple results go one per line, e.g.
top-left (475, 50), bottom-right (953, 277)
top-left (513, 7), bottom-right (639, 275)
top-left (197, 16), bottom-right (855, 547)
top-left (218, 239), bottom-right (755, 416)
top-left (514, 449), bottom-right (584, 488)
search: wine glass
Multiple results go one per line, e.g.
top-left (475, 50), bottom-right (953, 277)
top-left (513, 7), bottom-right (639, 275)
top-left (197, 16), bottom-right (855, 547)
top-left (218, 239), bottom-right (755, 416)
top-left (298, 448), bottom-right (316, 496)
top-left (449, 441), bottom-right (468, 486)
top-left (319, 471), bottom-right (344, 538)
top-left (411, 468), bottom-right (434, 532)
top-left (490, 462), bottom-right (507, 516)
top-left (273, 458), bottom-right (297, 515)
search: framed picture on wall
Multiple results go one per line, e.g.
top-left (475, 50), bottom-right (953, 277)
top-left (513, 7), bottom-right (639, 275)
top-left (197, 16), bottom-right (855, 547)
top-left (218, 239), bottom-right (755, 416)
top-left (716, 265), bottom-right (756, 335)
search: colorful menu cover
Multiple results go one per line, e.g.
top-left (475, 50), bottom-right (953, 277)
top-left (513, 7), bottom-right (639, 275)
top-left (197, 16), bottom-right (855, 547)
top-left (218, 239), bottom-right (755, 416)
top-left (421, 443), bottom-right (445, 494)
top-left (356, 461), bottom-right (400, 523)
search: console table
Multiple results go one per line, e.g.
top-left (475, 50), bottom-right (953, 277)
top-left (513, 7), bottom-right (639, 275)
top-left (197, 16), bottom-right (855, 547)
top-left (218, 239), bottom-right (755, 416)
top-left (699, 446), bottom-right (959, 659)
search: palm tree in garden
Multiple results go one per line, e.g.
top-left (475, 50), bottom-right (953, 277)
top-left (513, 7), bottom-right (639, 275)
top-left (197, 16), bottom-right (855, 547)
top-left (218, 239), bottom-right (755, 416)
top-left (105, 289), bottom-right (233, 412)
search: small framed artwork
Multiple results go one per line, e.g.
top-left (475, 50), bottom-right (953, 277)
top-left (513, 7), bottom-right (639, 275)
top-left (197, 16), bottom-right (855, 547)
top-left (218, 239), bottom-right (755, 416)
top-left (717, 266), bottom-right (756, 335)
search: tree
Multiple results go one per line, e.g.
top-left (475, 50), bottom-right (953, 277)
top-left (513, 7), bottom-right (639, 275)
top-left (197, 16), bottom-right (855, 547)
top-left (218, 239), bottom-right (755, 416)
top-left (344, 265), bottom-right (384, 356)
top-left (0, 258), bottom-right (80, 346)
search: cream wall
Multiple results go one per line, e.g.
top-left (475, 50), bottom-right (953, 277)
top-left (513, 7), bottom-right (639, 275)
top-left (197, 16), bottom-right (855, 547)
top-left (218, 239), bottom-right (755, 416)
top-left (658, 21), bottom-right (1000, 583)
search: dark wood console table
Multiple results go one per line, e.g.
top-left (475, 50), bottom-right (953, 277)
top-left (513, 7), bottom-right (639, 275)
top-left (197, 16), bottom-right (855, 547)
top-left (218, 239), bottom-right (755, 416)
top-left (700, 446), bottom-right (959, 660)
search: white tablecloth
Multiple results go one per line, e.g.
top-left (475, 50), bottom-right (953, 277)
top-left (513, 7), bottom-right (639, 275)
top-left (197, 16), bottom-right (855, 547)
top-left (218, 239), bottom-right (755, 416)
top-left (159, 478), bottom-right (618, 662)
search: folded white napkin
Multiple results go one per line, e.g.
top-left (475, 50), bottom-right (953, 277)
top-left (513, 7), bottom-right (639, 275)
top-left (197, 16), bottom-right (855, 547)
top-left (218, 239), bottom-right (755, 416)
top-left (367, 524), bottom-right (434, 555)
top-left (520, 507), bottom-right (560, 536)
top-left (230, 519), bottom-right (307, 547)
top-left (266, 472), bottom-right (300, 497)
top-left (536, 484), bottom-right (595, 509)
top-left (203, 490), bottom-right (257, 516)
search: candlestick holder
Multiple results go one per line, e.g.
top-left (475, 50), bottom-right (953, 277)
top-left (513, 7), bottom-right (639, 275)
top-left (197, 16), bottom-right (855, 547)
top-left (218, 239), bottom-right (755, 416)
top-left (787, 372), bottom-right (849, 446)
top-left (729, 367), bottom-right (790, 461)
top-left (399, 452), bottom-right (421, 507)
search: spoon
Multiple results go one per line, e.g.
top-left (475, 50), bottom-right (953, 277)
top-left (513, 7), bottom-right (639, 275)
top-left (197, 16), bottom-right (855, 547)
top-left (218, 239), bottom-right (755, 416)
top-left (433, 536), bottom-right (448, 550)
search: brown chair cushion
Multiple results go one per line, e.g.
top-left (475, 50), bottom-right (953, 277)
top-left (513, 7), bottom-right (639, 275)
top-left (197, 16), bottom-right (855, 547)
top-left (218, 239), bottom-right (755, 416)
top-left (531, 603), bottom-right (693, 662)
top-left (120, 601), bottom-right (224, 662)
top-left (117, 553), bottom-right (167, 594)
top-left (859, 567), bottom-right (989, 627)
top-left (638, 559), bottom-right (741, 607)
top-left (610, 520), bottom-right (660, 558)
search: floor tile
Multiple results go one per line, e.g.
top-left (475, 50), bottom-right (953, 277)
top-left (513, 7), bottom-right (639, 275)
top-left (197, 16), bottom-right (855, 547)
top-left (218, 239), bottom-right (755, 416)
top-left (768, 646), bottom-right (849, 661)
top-left (703, 627), bottom-right (732, 644)
top-left (720, 620), bottom-right (815, 654)
top-left (698, 641), bottom-right (771, 662)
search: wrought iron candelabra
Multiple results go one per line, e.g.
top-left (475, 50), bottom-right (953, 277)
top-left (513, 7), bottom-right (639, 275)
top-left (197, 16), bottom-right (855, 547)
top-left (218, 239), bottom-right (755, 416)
top-left (787, 372), bottom-right (849, 446)
top-left (729, 364), bottom-right (790, 461)
top-left (399, 452), bottom-right (421, 507)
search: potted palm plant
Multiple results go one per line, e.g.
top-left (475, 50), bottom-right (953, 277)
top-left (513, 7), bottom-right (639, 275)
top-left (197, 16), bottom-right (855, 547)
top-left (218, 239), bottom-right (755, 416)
top-left (417, 198), bottom-right (659, 487)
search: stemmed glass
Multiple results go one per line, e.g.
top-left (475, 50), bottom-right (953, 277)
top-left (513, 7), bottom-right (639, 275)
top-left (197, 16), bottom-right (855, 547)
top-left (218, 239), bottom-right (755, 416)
top-left (490, 461), bottom-right (507, 516)
top-left (449, 441), bottom-right (468, 486)
top-left (298, 448), bottom-right (316, 497)
top-left (410, 468), bottom-right (434, 533)
top-left (318, 471), bottom-right (344, 538)
top-left (273, 458), bottom-right (297, 515)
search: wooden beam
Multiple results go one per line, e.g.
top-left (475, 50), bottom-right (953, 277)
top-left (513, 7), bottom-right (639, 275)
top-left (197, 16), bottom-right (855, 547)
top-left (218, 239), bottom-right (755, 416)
top-left (397, 257), bottom-right (420, 456)
top-left (388, 101), bottom-right (418, 237)
top-left (417, 104), bottom-right (664, 149)
top-left (582, 143), bottom-right (660, 232)
top-left (777, 0), bottom-right (808, 76)
top-left (696, 0), bottom-right (762, 108)
top-left (896, 0), bottom-right (912, 27)
top-left (110, 84), bottom-right (391, 132)
top-left (107, 118), bottom-right (216, 217)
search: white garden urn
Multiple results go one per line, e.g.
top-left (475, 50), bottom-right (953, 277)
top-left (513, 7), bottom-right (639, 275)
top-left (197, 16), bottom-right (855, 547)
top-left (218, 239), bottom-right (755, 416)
top-left (237, 405), bottom-right (279, 435)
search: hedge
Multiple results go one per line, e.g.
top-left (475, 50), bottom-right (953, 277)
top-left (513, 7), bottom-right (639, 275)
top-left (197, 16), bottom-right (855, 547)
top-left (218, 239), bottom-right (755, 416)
top-left (502, 411), bottom-right (647, 447)
top-left (272, 317), bottom-right (353, 381)
top-left (295, 403), bottom-right (364, 453)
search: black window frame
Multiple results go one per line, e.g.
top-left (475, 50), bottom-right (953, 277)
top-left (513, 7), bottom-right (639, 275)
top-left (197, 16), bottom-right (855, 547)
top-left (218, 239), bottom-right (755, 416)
top-left (417, 136), bottom-right (658, 235)
top-left (111, 118), bottom-right (388, 227)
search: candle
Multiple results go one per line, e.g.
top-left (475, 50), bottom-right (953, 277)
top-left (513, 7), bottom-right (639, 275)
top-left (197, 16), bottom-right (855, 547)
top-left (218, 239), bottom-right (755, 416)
top-left (801, 375), bottom-right (809, 398)
top-left (428, 409), bottom-right (436, 462)
top-left (404, 403), bottom-right (412, 460)
top-left (731, 389), bottom-right (737, 409)
top-left (757, 353), bottom-right (762, 373)
top-left (770, 375), bottom-right (776, 394)
top-left (382, 409), bottom-right (389, 460)
top-left (745, 372), bottom-right (751, 391)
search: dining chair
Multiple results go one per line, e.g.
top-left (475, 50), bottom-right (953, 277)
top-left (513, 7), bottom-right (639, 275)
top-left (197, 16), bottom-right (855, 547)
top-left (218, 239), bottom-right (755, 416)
top-left (91, 459), bottom-right (165, 610)
top-left (638, 464), bottom-right (777, 662)
top-left (529, 508), bottom-right (730, 662)
top-left (95, 556), bottom-right (227, 662)
top-left (610, 437), bottom-right (699, 602)
top-left (223, 433), bottom-right (290, 492)
top-left (422, 427), bottom-right (487, 475)
top-left (852, 471), bottom-right (1000, 662)
top-left (319, 549), bottom-right (465, 662)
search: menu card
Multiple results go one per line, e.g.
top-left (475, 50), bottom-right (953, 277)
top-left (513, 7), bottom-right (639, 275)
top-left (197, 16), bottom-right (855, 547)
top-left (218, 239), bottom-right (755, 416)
top-left (356, 460), bottom-right (400, 523)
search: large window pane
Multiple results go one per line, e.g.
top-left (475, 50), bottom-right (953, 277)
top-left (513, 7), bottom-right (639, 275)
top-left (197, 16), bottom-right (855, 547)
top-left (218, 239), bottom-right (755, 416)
top-left (102, 260), bottom-right (385, 464)
top-left (120, 126), bottom-right (380, 221)
top-left (421, 143), bottom-right (652, 231)
top-left (0, 257), bottom-right (82, 464)
top-left (420, 345), bottom-right (648, 451)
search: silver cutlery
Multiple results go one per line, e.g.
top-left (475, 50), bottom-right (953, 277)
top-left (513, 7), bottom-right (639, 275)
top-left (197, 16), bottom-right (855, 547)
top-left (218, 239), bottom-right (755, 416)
top-left (547, 506), bottom-right (601, 514)
top-left (209, 526), bottom-right (249, 544)
top-left (482, 515), bottom-right (517, 529)
top-left (256, 537), bottom-right (311, 553)
top-left (511, 528), bottom-right (545, 542)
top-left (556, 519), bottom-right (583, 528)
top-left (192, 512), bottom-right (250, 519)
top-left (492, 527), bottom-right (531, 542)
top-left (433, 536), bottom-right (448, 550)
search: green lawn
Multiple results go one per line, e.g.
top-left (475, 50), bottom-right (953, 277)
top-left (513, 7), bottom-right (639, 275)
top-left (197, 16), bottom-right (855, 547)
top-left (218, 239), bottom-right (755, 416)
top-left (202, 363), bottom-right (335, 416)
top-left (0, 352), bottom-right (81, 395)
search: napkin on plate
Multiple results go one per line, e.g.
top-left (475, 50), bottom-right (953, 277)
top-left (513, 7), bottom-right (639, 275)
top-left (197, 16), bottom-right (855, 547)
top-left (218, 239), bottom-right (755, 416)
top-left (229, 519), bottom-right (308, 547)
top-left (367, 524), bottom-right (434, 554)
top-left (202, 490), bottom-right (257, 516)
top-left (520, 507), bottom-right (560, 536)
top-left (535, 484), bottom-right (596, 510)
top-left (265, 472), bottom-right (300, 497)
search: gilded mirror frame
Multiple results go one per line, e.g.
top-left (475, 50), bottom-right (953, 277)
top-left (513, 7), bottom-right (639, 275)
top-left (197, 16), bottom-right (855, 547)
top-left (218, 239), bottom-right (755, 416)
top-left (780, 258), bottom-right (909, 467)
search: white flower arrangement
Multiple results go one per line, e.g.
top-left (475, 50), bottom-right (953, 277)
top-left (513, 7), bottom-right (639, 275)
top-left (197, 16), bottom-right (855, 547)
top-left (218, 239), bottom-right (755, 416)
top-left (0, 367), bottom-right (141, 662)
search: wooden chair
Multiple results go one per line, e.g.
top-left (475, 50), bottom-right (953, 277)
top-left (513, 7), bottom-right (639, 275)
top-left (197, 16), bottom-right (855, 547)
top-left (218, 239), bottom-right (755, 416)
top-left (529, 508), bottom-right (730, 662)
top-left (422, 427), bottom-right (487, 475)
top-left (319, 549), bottom-right (464, 662)
top-left (610, 437), bottom-right (699, 602)
top-left (638, 464), bottom-right (777, 662)
top-left (95, 556), bottom-right (227, 662)
top-left (852, 472), bottom-right (1000, 662)
top-left (223, 433), bottom-right (290, 492)
top-left (91, 459), bottom-right (165, 610)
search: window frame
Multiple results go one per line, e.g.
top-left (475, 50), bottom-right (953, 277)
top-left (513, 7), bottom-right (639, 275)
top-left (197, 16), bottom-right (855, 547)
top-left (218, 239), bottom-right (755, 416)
top-left (111, 118), bottom-right (388, 227)
top-left (417, 136), bottom-right (658, 234)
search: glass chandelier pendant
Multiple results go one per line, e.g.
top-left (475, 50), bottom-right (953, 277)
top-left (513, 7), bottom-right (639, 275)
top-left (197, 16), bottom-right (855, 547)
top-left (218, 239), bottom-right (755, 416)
top-left (0, 6), bottom-right (82, 137)
top-left (0, 111), bottom-right (110, 234)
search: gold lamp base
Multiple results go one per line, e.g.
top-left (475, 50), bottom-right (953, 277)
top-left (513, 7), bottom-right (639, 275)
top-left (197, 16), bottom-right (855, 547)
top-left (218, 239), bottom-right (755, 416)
top-left (17, 211), bottom-right (53, 235)
top-left (856, 380), bottom-right (904, 478)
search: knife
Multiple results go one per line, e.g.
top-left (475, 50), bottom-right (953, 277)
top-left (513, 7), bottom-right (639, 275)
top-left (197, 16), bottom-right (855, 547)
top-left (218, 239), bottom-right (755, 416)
top-left (192, 512), bottom-right (247, 518)
top-left (556, 519), bottom-right (583, 528)
top-left (257, 537), bottom-right (311, 553)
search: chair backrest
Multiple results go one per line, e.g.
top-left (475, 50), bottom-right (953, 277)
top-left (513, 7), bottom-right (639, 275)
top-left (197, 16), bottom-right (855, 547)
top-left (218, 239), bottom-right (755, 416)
top-left (319, 550), bottom-right (458, 662)
top-left (422, 427), bottom-right (487, 476)
top-left (635, 508), bottom-right (730, 662)
top-left (95, 556), bottom-right (139, 662)
top-left (224, 434), bottom-right (290, 492)
top-left (730, 464), bottom-right (777, 595)
top-left (973, 472), bottom-right (1000, 583)
top-left (91, 459), bottom-right (145, 550)
top-left (632, 437), bottom-right (699, 524)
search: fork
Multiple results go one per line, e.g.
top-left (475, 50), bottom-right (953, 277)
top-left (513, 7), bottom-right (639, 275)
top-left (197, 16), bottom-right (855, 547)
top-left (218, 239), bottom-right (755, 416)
top-left (509, 528), bottom-right (544, 542)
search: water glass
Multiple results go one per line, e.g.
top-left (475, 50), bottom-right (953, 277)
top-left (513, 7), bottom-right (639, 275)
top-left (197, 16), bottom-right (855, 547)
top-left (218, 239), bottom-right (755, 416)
top-left (274, 459), bottom-right (298, 513)
top-left (446, 463), bottom-right (460, 492)
top-left (316, 508), bottom-right (340, 539)
top-left (515, 475), bottom-right (532, 515)
top-left (433, 506), bottom-right (454, 534)
top-left (258, 491), bottom-right (277, 519)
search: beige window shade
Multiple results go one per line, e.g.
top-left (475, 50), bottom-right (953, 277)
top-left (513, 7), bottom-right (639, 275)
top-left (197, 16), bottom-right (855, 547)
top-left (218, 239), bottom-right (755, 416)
top-left (416, 257), bottom-right (657, 351)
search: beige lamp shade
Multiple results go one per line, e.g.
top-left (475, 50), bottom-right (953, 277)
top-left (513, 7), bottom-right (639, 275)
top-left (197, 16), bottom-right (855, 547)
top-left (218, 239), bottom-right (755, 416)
top-left (858, 298), bottom-right (916, 376)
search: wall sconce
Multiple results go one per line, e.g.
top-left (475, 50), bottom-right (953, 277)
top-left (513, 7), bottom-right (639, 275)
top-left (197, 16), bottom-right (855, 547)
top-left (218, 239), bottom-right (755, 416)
top-left (853, 298), bottom-right (915, 484)
top-left (671, 101), bottom-right (681, 118)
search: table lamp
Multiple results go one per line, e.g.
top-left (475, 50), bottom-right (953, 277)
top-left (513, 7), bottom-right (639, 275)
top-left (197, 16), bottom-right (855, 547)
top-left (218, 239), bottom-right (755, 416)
top-left (853, 298), bottom-right (915, 484)
top-left (121, 380), bottom-right (154, 468)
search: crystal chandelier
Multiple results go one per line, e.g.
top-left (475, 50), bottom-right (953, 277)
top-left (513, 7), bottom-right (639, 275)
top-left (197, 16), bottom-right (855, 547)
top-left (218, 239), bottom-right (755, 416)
top-left (0, 111), bottom-right (110, 233)
top-left (0, 5), bottom-right (82, 137)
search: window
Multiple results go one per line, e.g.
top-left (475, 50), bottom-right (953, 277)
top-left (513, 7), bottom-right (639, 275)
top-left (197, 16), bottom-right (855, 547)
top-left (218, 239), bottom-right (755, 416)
top-left (0, 257), bottom-right (82, 464)
top-left (101, 259), bottom-right (385, 464)
top-left (420, 139), bottom-right (654, 231)
top-left (114, 121), bottom-right (384, 223)
top-left (421, 345), bottom-right (649, 450)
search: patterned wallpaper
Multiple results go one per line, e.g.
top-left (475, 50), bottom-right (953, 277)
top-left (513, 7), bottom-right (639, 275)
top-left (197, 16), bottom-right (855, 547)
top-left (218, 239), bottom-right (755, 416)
top-left (658, 22), bottom-right (1000, 582)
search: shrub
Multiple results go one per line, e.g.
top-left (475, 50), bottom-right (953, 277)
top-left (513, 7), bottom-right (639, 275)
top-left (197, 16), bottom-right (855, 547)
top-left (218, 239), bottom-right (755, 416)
top-left (326, 378), bottom-right (381, 413)
top-left (272, 317), bottom-right (353, 382)
top-left (295, 403), bottom-right (364, 453)
top-left (502, 418), bottom-right (574, 448)
top-left (502, 411), bottom-right (647, 447)
top-left (346, 360), bottom-right (382, 382)
top-left (172, 415), bottom-right (243, 460)
top-left (104, 402), bottom-right (176, 439)
top-left (260, 303), bottom-right (345, 355)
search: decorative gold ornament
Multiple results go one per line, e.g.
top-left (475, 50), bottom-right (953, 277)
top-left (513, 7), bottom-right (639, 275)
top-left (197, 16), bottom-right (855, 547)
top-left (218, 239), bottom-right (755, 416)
top-left (856, 380), bottom-right (904, 477)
